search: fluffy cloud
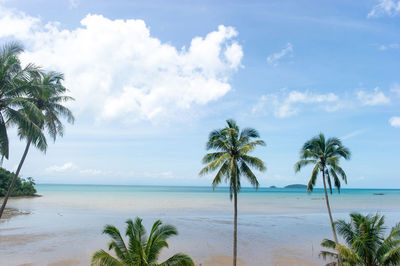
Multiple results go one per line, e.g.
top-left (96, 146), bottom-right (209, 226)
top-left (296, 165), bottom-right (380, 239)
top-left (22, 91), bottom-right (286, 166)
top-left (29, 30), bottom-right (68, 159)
top-left (368, 0), bottom-right (400, 18)
top-left (389, 116), bottom-right (400, 127)
top-left (45, 162), bottom-right (77, 172)
top-left (266, 43), bottom-right (293, 67)
top-left (357, 87), bottom-right (390, 106)
top-left (0, 5), bottom-right (243, 123)
top-left (252, 90), bottom-right (339, 118)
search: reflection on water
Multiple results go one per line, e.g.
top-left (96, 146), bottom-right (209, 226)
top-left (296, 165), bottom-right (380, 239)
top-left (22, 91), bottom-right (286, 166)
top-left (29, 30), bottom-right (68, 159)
top-left (1, 185), bottom-right (400, 265)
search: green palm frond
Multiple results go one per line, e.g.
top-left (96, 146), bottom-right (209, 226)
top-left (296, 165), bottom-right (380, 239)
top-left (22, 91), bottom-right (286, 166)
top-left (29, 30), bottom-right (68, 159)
top-left (92, 218), bottom-right (194, 266)
top-left (321, 213), bottom-right (400, 266)
top-left (91, 249), bottom-right (124, 266)
top-left (307, 162), bottom-right (320, 193)
top-left (158, 253), bottom-right (194, 266)
top-left (200, 119), bottom-right (265, 192)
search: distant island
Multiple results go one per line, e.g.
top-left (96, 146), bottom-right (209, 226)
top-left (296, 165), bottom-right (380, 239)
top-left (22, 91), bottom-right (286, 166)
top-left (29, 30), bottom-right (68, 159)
top-left (269, 186), bottom-right (277, 188)
top-left (284, 184), bottom-right (307, 189)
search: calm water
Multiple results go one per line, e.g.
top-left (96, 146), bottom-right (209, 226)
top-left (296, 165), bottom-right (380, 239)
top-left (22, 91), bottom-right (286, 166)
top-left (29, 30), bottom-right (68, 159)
top-left (1, 184), bottom-right (400, 265)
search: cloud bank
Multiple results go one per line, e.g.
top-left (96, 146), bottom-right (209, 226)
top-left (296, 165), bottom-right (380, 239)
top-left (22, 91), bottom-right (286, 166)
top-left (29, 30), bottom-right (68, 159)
top-left (252, 90), bottom-right (339, 118)
top-left (368, 0), bottom-right (400, 18)
top-left (0, 5), bottom-right (243, 123)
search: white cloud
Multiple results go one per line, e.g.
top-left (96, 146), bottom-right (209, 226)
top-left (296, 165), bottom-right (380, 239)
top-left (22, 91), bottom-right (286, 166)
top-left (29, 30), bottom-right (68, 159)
top-left (252, 90), bottom-right (339, 118)
top-left (267, 43), bottom-right (293, 67)
top-left (368, 0), bottom-right (400, 18)
top-left (389, 116), bottom-right (400, 127)
top-left (379, 43), bottom-right (400, 50)
top-left (357, 87), bottom-right (390, 106)
top-left (45, 162), bottom-right (77, 173)
top-left (0, 5), bottom-right (243, 123)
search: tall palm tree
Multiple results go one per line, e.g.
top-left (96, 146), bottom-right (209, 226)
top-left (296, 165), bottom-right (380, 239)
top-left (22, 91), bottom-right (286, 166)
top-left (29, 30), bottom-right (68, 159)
top-left (320, 213), bottom-right (400, 266)
top-left (0, 71), bottom-right (74, 219)
top-left (294, 133), bottom-right (351, 266)
top-left (91, 217), bottom-right (194, 266)
top-left (0, 41), bottom-right (44, 160)
top-left (199, 119), bottom-right (266, 266)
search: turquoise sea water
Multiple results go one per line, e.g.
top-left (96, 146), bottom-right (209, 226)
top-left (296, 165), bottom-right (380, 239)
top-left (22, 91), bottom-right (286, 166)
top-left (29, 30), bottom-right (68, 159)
top-left (1, 184), bottom-right (400, 265)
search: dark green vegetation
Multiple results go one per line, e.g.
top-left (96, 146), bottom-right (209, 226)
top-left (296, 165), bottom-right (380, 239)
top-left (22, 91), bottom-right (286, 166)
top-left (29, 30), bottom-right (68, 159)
top-left (284, 184), bottom-right (307, 188)
top-left (321, 213), bottom-right (400, 266)
top-left (199, 119), bottom-right (266, 266)
top-left (0, 167), bottom-right (36, 196)
top-left (295, 133), bottom-right (351, 266)
top-left (91, 217), bottom-right (194, 266)
top-left (0, 42), bottom-right (74, 219)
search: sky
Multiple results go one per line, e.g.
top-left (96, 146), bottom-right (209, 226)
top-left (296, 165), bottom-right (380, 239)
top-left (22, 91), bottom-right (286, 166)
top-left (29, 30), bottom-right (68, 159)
top-left (0, 0), bottom-right (399, 188)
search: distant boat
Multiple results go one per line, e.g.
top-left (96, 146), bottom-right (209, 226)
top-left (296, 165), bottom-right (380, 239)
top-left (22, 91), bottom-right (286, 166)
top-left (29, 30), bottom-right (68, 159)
top-left (373, 193), bottom-right (385, 195)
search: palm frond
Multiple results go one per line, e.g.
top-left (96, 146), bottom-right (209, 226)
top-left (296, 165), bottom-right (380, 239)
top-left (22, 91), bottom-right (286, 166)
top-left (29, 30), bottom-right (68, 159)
top-left (91, 249), bottom-right (124, 266)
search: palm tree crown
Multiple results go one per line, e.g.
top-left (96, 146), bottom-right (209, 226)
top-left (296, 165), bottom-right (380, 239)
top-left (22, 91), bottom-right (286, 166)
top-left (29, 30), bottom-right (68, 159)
top-left (199, 119), bottom-right (266, 198)
top-left (295, 133), bottom-right (351, 193)
top-left (320, 213), bottom-right (400, 266)
top-left (25, 71), bottom-right (74, 140)
top-left (91, 217), bottom-right (194, 266)
top-left (0, 42), bottom-right (44, 159)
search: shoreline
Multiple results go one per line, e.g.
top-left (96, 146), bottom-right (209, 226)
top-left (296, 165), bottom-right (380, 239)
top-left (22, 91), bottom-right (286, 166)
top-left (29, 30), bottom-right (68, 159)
top-left (0, 194), bottom-right (42, 199)
top-left (1, 208), bottom-right (30, 220)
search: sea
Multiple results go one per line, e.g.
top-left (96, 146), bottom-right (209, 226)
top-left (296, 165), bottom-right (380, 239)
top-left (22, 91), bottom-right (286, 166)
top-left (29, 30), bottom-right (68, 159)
top-left (1, 184), bottom-right (400, 265)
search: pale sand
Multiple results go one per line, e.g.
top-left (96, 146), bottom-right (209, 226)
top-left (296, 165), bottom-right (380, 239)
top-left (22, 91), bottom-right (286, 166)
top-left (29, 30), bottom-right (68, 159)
top-left (201, 254), bottom-right (319, 266)
top-left (1, 208), bottom-right (29, 220)
top-left (202, 255), bottom-right (246, 266)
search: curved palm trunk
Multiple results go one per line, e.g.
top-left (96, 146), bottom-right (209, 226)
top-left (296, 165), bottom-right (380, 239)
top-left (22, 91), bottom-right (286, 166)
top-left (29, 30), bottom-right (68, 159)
top-left (233, 188), bottom-right (237, 266)
top-left (322, 170), bottom-right (343, 266)
top-left (0, 139), bottom-right (31, 219)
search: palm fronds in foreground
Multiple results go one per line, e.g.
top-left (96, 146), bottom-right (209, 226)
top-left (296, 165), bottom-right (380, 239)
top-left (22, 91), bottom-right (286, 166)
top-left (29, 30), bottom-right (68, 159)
top-left (91, 217), bottom-right (194, 266)
top-left (320, 213), bottom-right (400, 266)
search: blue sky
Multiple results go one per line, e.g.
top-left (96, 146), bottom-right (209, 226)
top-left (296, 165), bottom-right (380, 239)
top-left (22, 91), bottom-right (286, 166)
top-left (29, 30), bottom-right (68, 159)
top-left (0, 0), bottom-right (399, 188)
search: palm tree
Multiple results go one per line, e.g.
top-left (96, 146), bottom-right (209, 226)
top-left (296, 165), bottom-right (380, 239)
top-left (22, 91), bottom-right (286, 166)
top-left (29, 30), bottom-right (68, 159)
top-left (0, 71), bottom-right (74, 219)
top-left (320, 213), bottom-right (400, 266)
top-left (0, 41), bottom-right (44, 160)
top-left (91, 217), bottom-right (194, 266)
top-left (294, 133), bottom-right (351, 266)
top-left (199, 119), bottom-right (266, 266)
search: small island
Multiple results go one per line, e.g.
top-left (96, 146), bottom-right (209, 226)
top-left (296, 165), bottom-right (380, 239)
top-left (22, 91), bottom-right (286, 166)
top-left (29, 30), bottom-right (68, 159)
top-left (269, 186), bottom-right (277, 188)
top-left (284, 184), bottom-right (307, 189)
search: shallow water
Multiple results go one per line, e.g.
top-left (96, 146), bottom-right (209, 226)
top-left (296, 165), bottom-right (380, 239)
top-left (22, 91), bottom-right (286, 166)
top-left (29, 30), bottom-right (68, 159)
top-left (1, 185), bottom-right (400, 265)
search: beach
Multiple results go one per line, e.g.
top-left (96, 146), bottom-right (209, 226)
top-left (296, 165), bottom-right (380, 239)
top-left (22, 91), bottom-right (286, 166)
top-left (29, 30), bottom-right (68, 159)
top-left (1, 185), bottom-right (400, 265)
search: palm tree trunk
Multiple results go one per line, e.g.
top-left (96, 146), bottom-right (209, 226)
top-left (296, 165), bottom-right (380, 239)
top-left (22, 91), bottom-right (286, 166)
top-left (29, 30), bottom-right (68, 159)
top-left (322, 170), bottom-right (343, 266)
top-left (233, 188), bottom-right (237, 266)
top-left (0, 139), bottom-right (32, 219)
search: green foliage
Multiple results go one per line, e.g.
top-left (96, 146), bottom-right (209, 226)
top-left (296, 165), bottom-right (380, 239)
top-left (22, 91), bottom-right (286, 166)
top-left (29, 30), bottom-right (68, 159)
top-left (199, 119), bottom-right (266, 199)
top-left (320, 213), bottom-right (400, 266)
top-left (0, 41), bottom-right (45, 159)
top-left (0, 167), bottom-right (36, 197)
top-left (294, 133), bottom-right (351, 193)
top-left (91, 217), bottom-right (194, 266)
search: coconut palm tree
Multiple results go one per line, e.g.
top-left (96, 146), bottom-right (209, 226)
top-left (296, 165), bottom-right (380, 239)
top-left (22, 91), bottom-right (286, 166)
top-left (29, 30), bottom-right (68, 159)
top-left (294, 133), bottom-right (351, 266)
top-left (199, 119), bottom-right (266, 266)
top-left (91, 217), bottom-right (194, 266)
top-left (320, 213), bottom-right (400, 266)
top-left (0, 71), bottom-right (74, 219)
top-left (0, 41), bottom-right (44, 160)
